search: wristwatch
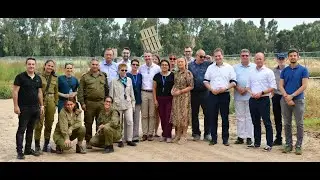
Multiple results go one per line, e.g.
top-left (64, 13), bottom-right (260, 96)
top-left (261, 91), bottom-right (265, 95)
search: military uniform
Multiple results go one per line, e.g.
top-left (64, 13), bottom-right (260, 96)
top-left (34, 72), bottom-right (58, 152)
top-left (89, 108), bottom-right (122, 153)
top-left (77, 70), bottom-right (109, 147)
top-left (53, 108), bottom-right (86, 153)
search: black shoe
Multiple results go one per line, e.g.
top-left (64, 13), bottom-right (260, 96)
top-left (118, 141), bottom-right (124, 148)
top-left (235, 137), bottom-right (244, 144)
top-left (56, 145), bottom-right (63, 154)
top-left (141, 135), bottom-right (148, 141)
top-left (24, 149), bottom-right (40, 156)
top-left (127, 141), bottom-right (137, 146)
top-left (34, 140), bottom-right (43, 155)
top-left (42, 139), bottom-right (50, 152)
top-left (209, 141), bottom-right (217, 146)
top-left (273, 138), bottom-right (283, 146)
top-left (246, 138), bottom-right (252, 145)
top-left (132, 139), bottom-right (139, 143)
top-left (17, 153), bottom-right (25, 160)
top-left (104, 145), bottom-right (114, 153)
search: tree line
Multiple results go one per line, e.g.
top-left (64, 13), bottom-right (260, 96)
top-left (1, 18), bottom-right (320, 57)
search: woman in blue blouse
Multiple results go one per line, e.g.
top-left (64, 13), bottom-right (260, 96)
top-left (57, 63), bottom-right (79, 113)
top-left (126, 59), bottom-right (142, 142)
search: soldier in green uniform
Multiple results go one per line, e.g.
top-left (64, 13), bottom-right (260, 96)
top-left (34, 60), bottom-right (59, 154)
top-left (53, 98), bottom-right (86, 154)
top-left (89, 96), bottom-right (122, 153)
top-left (77, 58), bottom-right (109, 149)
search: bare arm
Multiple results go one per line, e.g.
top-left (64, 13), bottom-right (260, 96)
top-left (292, 78), bottom-right (308, 97)
top-left (153, 81), bottom-right (157, 102)
top-left (204, 81), bottom-right (212, 91)
top-left (180, 71), bottom-right (194, 93)
top-left (38, 88), bottom-right (44, 107)
top-left (12, 85), bottom-right (20, 108)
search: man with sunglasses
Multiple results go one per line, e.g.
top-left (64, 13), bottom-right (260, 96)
top-left (188, 49), bottom-right (212, 141)
top-left (233, 49), bottom-right (256, 145)
top-left (184, 46), bottom-right (195, 64)
top-left (117, 47), bottom-right (132, 73)
top-left (271, 53), bottom-right (288, 146)
top-left (169, 54), bottom-right (177, 72)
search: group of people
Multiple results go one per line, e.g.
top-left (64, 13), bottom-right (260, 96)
top-left (12, 46), bottom-right (309, 160)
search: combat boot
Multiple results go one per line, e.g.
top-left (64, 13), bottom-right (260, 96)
top-left (42, 139), bottom-right (50, 152)
top-left (76, 144), bottom-right (87, 154)
top-left (34, 140), bottom-right (43, 155)
top-left (56, 145), bottom-right (63, 154)
top-left (103, 145), bottom-right (114, 153)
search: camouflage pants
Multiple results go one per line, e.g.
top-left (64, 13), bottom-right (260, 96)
top-left (34, 96), bottom-right (56, 141)
top-left (89, 127), bottom-right (121, 147)
top-left (84, 100), bottom-right (104, 142)
top-left (53, 126), bottom-right (85, 150)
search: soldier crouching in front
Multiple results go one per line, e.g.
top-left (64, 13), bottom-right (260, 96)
top-left (52, 97), bottom-right (86, 154)
top-left (89, 96), bottom-right (121, 153)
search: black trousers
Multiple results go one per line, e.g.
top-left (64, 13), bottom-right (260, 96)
top-left (249, 97), bottom-right (273, 147)
top-left (191, 91), bottom-right (210, 137)
top-left (16, 106), bottom-right (40, 153)
top-left (272, 94), bottom-right (282, 140)
top-left (208, 92), bottom-right (230, 143)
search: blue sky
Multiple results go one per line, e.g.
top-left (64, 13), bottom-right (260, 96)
top-left (115, 18), bottom-right (320, 31)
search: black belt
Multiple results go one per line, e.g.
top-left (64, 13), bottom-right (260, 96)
top-left (142, 89), bottom-right (152, 92)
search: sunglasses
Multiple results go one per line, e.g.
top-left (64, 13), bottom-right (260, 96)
top-left (199, 55), bottom-right (206, 59)
top-left (132, 64), bottom-right (140, 66)
top-left (169, 58), bottom-right (176, 60)
top-left (120, 69), bottom-right (128, 72)
top-left (241, 55), bottom-right (249, 57)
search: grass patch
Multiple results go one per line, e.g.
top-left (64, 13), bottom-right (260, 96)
top-left (304, 118), bottom-right (320, 132)
top-left (0, 82), bottom-right (12, 99)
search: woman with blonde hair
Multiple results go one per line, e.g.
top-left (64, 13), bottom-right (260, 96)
top-left (34, 59), bottom-right (59, 154)
top-left (109, 63), bottom-right (137, 147)
top-left (170, 57), bottom-right (194, 144)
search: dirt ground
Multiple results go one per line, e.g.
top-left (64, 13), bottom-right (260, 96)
top-left (1, 99), bottom-right (320, 162)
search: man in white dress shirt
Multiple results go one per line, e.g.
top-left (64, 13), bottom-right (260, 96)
top-left (203, 48), bottom-right (237, 146)
top-left (139, 50), bottom-right (160, 141)
top-left (246, 52), bottom-right (276, 152)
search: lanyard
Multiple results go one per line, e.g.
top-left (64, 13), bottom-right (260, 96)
top-left (132, 74), bottom-right (138, 86)
top-left (161, 75), bottom-right (166, 92)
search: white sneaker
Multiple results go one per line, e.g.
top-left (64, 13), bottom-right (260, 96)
top-left (166, 138), bottom-right (172, 143)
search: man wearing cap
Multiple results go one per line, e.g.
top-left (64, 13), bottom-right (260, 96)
top-left (271, 53), bottom-right (288, 146)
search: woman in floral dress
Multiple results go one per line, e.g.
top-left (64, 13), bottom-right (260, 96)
top-left (170, 57), bottom-right (194, 144)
